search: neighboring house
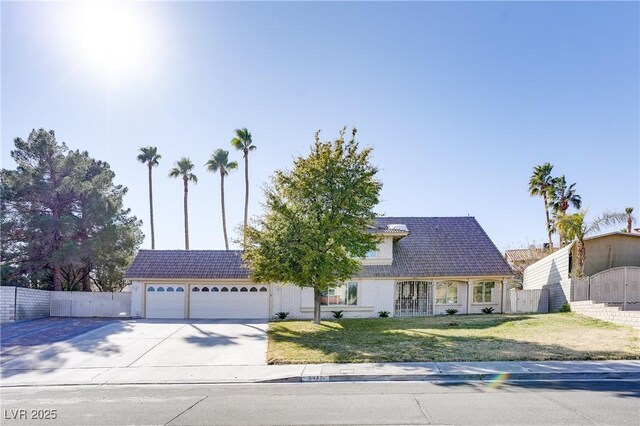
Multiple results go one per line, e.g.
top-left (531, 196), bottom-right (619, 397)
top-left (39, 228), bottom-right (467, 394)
top-left (523, 232), bottom-right (640, 311)
top-left (124, 217), bottom-right (513, 319)
top-left (504, 246), bottom-right (553, 287)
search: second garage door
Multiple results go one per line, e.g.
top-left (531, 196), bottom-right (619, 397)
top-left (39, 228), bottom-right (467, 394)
top-left (189, 284), bottom-right (269, 319)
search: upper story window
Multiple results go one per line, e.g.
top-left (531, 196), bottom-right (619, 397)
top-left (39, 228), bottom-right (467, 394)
top-left (365, 249), bottom-right (378, 259)
top-left (436, 282), bottom-right (458, 304)
top-left (321, 282), bottom-right (358, 306)
top-left (473, 281), bottom-right (495, 304)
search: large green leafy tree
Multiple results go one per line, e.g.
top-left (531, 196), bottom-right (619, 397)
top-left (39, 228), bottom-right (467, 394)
top-left (243, 127), bottom-right (381, 324)
top-left (529, 163), bottom-right (555, 250)
top-left (169, 157), bottom-right (197, 250)
top-left (205, 149), bottom-right (238, 250)
top-left (136, 146), bottom-right (161, 249)
top-left (1, 129), bottom-right (143, 291)
top-left (230, 128), bottom-right (256, 244)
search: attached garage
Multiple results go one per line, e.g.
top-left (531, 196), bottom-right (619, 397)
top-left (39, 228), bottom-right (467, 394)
top-left (189, 285), bottom-right (269, 319)
top-left (126, 250), bottom-right (272, 319)
top-left (145, 284), bottom-right (186, 318)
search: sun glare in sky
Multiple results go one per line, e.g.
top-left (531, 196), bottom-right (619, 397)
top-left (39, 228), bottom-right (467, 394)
top-left (70, 1), bottom-right (158, 82)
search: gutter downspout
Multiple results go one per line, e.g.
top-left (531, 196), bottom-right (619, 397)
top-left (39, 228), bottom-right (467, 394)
top-left (466, 279), bottom-right (471, 314)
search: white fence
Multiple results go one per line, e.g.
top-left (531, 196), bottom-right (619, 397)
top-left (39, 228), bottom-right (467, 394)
top-left (50, 291), bottom-right (131, 318)
top-left (570, 267), bottom-right (640, 310)
top-left (504, 289), bottom-right (549, 313)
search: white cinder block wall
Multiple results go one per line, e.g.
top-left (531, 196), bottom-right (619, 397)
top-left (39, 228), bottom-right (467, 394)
top-left (0, 286), bottom-right (17, 324)
top-left (1, 286), bottom-right (51, 323)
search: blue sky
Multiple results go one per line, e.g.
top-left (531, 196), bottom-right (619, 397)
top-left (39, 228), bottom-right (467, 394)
top-left (2, 1), bottom-right (638, 252)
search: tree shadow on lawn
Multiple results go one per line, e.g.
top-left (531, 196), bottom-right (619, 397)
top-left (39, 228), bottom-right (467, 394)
top-left (268, 316), bottom-right (640, 364)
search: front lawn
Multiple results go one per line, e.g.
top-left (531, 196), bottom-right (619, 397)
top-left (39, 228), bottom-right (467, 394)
top-left (267, 313), bottom-right (640, 364)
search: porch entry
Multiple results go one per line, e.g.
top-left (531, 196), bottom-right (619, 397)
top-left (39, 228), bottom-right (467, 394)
top-left (395, 281), bottom-right (433, 316)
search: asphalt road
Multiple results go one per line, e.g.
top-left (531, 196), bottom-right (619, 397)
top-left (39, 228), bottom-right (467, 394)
top-left (1, 380), bottom-right (639, 425)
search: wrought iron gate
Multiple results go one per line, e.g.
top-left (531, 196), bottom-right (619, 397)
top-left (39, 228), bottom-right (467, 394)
top-left (394, 281), bottom-right (433, 316)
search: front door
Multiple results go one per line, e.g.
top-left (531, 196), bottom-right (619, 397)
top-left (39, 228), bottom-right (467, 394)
top-left (395, 281), bottom-right (433, 316)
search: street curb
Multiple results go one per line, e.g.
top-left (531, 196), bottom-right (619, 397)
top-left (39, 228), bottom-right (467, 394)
top-left (264, 371), bottom-right (640, 384)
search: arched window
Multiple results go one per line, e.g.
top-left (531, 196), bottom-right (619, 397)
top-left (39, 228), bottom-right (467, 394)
top-left (157, 287), bottom-right (165, 292)
top-left (240, 287), bottom-right (248, 292)
top-left (249, 287), bottom-right (258, 292)
top-left (221, 287), bottom-right (229, 292)
top-left (230, 287), bottom-right (239, 292)
top-left (167, 287), bottom-right (175, 292)
top-left (192, 287), bottom-right (200, 292)
top-left (176, 287), bottom-right (184, 292)
top-left (259, 287), bottom-right (268, 292)
top-left (202, 287), bottom-right (210, 292)
top-left (212, 287), bottom-right (219, 292)
top-left (147, 287), bottom-right (155, 292)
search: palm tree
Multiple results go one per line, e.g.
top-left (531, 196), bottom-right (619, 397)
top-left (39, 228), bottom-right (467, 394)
top-left (551, 176), bottom-right (582, 214)
top-left (555, 210), bottom-right (627, 276)
top-left (550, 175), bottom-right (582, 246)
top-left (529, 163), bottom-right (555, 249)
top-left (205, 149), bottom-right (238, 250)
top-left (136, 147), bottom-right (161, 249)
top-left (169, 157), bottom-right (197, 250)
top-left (230, 128), bottom-right (256, 244)
top-left (625, 207), bottom-right (636, 233)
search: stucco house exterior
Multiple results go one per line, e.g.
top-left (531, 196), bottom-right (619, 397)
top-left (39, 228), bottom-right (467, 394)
top-left (124, 217), bottom-right (513, 319)
top-left (523, 232), bottom-right (640, 311)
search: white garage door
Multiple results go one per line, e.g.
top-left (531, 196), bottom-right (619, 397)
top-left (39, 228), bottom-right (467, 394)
top-left (146, 284), bottom-right (186, 318)
top-left (189, 285), bottom-right (269, 319)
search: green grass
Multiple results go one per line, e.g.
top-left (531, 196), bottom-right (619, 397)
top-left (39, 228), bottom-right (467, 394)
top-left (267, 313), bottom-right (640, 364)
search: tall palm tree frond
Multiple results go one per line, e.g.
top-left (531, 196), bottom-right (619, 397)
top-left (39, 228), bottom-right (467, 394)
top-left (230, 128), bottom-right (255, 156)
top-left (585, 211), bottom-right (628, 235)
top-left (137, 146), bottom-right (161, 249)
top-left (169, 157), bottom-right (198, 182)
top-left (551, 175), bottom-right (581, 213)
top-left (205, 149), bottom-right (238, 175)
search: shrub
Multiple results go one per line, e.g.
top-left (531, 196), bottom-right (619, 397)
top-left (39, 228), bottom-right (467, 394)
top-left (331, 310), bottom-right (344, 319)
top-left (445, 308), bottom-right (458, 315)
top-left (378, 311), bottom-right (390, 317)
top-left (275, 312), bottom-right (289, 320)
top-left (481, 307), bottom-right (495, 314)
top-left (559, 303), bottom-right (571, 313)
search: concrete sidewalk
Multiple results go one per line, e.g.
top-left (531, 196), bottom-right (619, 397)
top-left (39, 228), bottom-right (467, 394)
top-left (2, 360), bottom-right (639, 387)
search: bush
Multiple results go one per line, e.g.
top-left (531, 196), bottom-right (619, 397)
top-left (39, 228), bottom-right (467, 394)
top-left (559, 303), bottom-right (571, 313)
top-left (481, 307), bottom-right (495, 314)
top-left (275, 312), bottom-right (289, 320)
top-left (331, 310), bottom-right (344, 319)
top-left (378, 311), bottom-right (390, 317)
top-left (445, 308), bottom-right (458, 315)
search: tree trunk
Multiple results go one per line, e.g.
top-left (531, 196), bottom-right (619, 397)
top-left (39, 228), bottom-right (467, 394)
top-left (183, 177), bottom-right (189, 250)
top-left (148, 163), bottom-right (155, 249)
top-left (52, 197), bottom-right (63, 291)
top-left (543, 193), bottom-right (553, 249)
top-left (82, 263), bottom-right (92, 292)
top-left (628, 216), bottom-right (633, 233)
top-left (221, 171), bottom-right (229, 250)
top-left (577, 239), bottom-right (586, 276)
top-left (313, 287), bottom-right (322, 325)
top-left (243, 151), bottom-right (249, 246)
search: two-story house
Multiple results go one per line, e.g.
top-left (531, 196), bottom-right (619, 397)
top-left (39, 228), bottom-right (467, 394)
top-left (124, 217), bottom-right (513, 319)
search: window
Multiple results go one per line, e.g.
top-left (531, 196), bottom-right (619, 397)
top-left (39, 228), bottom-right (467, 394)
top-left (221, 287), bottom-right (229, 292)
top-left (202, 287), bottom-right (210, 292)
top-left (230, 287), bottom-right (238, 292)
top-left (365, 249), bottom-right (378, 259)
top-left (147, 287), bottom-right (155, 292)
top-left (321, 282), bottom-right (358, 306)
top-left (176, 287), bottom-right (184, 292)
top-left (157, 287), bottom-right (165, 292)
top-left (211, 287), bottom-right (219, 292)
top-left (249, 287), bottom-right (258, 292)
top-left (473, 281), bottom-right (495, 303)
top-left (240, 287), bottom-right (248, 292)
top-left (192, 287), bottom-right (199, 292)
top-left (436, 282), bottom-right (458, 304)
top-left (166, 287), bottom-right (174, 292)
top-left (259, 287), bottom-right (268, 292)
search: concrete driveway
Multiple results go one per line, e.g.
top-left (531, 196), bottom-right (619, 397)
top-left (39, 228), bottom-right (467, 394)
top-left (1, 319), bottom-right (268, 384)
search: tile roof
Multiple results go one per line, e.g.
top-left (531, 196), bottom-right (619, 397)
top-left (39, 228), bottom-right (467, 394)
top-left (504, 248), bottom-right (551, 263)
top-left (360, 217), bottom-right (513, 278)
top-left (124, 217), bottom-right (512, 280)
top-left (124, 250), bottom-right (249, 280)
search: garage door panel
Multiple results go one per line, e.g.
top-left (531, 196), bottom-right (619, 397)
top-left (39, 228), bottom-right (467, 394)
top-left (146, 285), bottom-right (186, 319)
top-left (190, 285), bottom-right (269, 319)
